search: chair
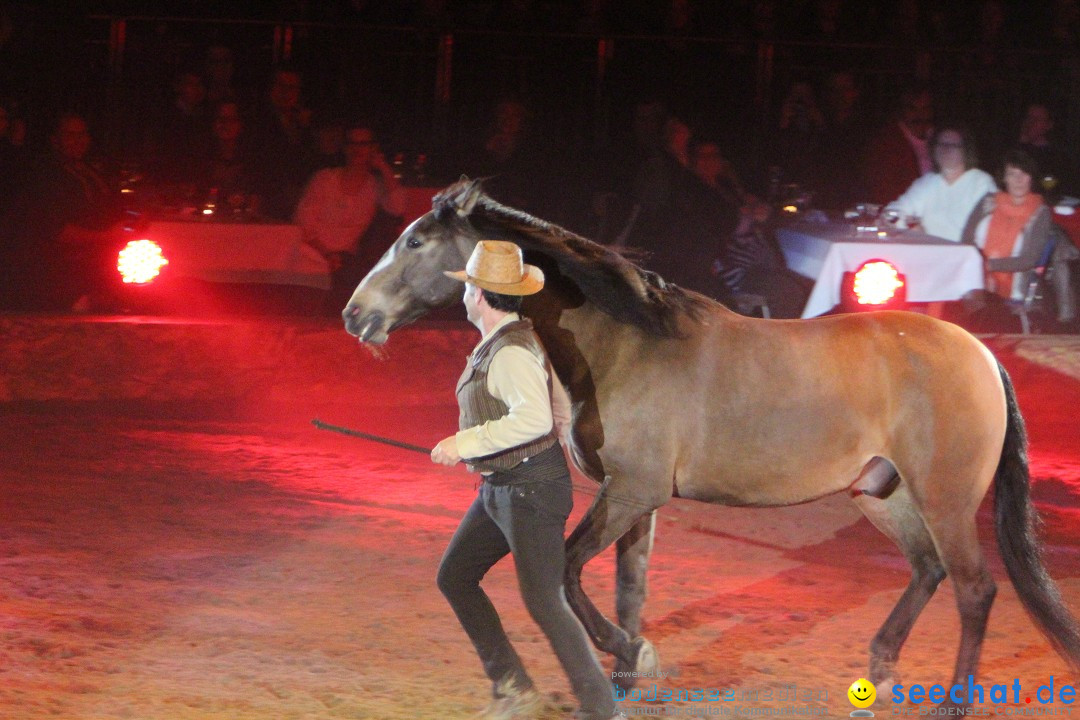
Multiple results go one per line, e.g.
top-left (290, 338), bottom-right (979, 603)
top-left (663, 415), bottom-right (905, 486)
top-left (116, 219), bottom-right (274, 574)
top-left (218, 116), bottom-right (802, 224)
top-left (734, 292), bottom-right (772, 319)
top-left (1011, 231), bottom-right (1059, 334)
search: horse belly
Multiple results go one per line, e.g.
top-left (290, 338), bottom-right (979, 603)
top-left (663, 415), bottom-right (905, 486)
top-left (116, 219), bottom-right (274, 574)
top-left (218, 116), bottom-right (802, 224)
top-left (672, 368), bottom-right (891, 506)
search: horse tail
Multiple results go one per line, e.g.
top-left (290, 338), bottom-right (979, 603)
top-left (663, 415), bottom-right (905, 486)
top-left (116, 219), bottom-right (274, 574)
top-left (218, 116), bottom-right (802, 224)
top-left (994, 359), bottom-right (1080, 670)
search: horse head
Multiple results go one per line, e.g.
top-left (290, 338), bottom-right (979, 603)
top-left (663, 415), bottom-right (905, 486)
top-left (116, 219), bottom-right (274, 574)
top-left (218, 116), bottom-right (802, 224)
top-left (342, 179), bottom-right (484, 344)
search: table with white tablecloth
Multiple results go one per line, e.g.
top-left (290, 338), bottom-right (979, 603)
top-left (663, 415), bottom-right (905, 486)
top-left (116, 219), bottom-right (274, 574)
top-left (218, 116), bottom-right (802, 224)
top-left (143, 220), bottom-right (332, 290)
top-left (777, 222), bottom-right (985, 318)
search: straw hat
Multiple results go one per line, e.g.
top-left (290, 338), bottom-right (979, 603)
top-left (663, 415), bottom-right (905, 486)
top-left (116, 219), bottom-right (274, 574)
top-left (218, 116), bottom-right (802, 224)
top-left (444, 240), bottom-right (545, 296)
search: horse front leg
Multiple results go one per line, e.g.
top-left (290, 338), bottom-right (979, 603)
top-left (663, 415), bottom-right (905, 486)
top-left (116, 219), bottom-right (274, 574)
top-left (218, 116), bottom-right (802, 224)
top-left (613, 511), bottom-right (657, 689)
top-left (564, 476), bottom-right (663, 686)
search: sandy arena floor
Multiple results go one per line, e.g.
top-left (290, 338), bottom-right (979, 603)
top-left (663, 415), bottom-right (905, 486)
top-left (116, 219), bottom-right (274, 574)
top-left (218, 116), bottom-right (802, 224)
top-left (1, 330), bottom-right (1079, 719)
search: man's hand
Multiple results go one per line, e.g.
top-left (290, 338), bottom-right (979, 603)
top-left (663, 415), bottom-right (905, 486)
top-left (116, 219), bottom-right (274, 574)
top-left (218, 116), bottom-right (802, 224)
top-left (431, 436), bottom-right (461, 466)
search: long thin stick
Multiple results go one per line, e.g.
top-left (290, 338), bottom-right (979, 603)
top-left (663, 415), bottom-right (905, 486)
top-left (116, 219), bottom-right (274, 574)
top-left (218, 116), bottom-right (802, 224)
top-left (310, 418), bottom-right (661, 511)
top-left (311, 418), bottom-right (432, 455)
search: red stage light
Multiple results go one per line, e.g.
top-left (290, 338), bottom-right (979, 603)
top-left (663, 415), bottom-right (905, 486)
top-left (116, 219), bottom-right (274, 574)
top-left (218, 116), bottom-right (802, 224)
top-left (851, 260), bottom-right (904, 306)
top-left (117, 239), bottom-right (168, 284)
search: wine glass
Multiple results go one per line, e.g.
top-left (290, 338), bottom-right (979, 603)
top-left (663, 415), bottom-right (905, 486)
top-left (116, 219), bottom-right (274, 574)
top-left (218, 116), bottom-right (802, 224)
top-left (1042, 175), bottom-right (1060, 205)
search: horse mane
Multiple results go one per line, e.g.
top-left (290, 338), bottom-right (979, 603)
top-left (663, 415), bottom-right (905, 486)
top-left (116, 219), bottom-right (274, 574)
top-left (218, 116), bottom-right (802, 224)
top-left (433, 182), bottom-right (708, 337)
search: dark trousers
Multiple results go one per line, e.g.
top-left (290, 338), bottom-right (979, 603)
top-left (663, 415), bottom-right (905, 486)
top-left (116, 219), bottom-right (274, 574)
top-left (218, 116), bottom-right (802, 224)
top-left (436, 444), bottom-right (616, 719)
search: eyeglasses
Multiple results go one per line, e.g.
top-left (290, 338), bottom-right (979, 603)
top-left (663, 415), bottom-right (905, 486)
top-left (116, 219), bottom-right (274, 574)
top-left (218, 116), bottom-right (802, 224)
top-left (935, 141), bottom-right (964, 149)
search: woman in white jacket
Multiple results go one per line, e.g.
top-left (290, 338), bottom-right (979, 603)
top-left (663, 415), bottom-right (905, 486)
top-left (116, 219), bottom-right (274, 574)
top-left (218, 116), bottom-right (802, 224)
top-left (883, 126), bottom-right (997, 242)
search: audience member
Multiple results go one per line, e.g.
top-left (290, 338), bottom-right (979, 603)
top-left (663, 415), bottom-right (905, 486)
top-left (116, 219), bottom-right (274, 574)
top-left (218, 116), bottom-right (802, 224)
top-left (883, 126), bottom-right (997, 242)
top-left (155, 68), bottom-right (212, 183)
top-left (309, 111), bottom-right (347, 172)
top-left (204, 45), bottom-right (238, 105)
top-left (0, 98), bottom-right (28, 206)
top-left (294, 122), bottom-right (405, 307)
top-left (4, 113), bottom-right (121, 311)
top-left (815, 71), bottom-right (870, 209)
top-left (1016, 102), bottom-right (1076, 197)
top-left (587, 98), bottom-right (668, 244)
top-left (627, 119), bottom-right (732, 298)
top-left (461, 98), bottom-right (546, 211)
top-left (250, 65), bottom-right (313, 220)
top-left (692, 138), bottom-right (809, 318)
top-left (864, 87), bottom-right (934, 205)
top-left (770, 80), bottom-right (825, 192)
top-left (194, 101), bottom-right (260, 216)
top-left (961, 149), bottom-right (1077, 325)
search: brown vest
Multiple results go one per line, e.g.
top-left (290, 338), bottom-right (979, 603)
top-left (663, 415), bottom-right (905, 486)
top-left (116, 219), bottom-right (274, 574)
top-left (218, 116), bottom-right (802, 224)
top-left (456, 318), bottom-right (558, 471)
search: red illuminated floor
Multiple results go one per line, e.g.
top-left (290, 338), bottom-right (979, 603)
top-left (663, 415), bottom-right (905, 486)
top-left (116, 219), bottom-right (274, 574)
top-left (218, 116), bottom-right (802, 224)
top-left (0, 330), bottom-right (1078, 719)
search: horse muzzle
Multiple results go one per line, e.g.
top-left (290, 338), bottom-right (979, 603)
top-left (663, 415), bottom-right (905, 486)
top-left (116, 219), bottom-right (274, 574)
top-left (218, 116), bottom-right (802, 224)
top-left (343, 308), bottom-right (388, 345)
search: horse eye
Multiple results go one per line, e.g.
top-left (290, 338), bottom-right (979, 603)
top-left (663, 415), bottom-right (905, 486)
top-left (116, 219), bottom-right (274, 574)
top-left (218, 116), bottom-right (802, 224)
top-left (406, 237), bottom-right (422, 249)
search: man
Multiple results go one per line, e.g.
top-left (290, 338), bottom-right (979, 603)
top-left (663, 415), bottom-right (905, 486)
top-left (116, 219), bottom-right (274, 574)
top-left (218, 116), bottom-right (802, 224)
top-left (3, 113), bottom-right (121, 310)
top-left (294, 122), bottom-right (405, 308)
top-left (432, 240), bottom-right (622, 720)
top-left (250, 66), bottom-right (312, 220)
top-left (864, 87), bottom-right (934, 205)
top-left (1016, 103), bottom-right (1075, 197)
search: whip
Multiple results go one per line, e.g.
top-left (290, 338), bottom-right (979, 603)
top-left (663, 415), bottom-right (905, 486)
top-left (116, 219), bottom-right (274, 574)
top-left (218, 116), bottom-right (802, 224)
top-left (309, 417), bottom-right (660, 511)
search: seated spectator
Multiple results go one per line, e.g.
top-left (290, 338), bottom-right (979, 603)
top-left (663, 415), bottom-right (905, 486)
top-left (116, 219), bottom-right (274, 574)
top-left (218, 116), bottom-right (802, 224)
top-left (815, 71), bottom-right (871, 210)
top-left (294, 122), bottom-right (405, 307)
top-left (692, 139), bottom-right (809, 318)
top-left (204, 45), bottom-right (238, 105)
top-left (461, 98), bottom-right (546, 211)
top-left (250, 65), bottom-right (313, 220)
top-left (309, 110), bottom-right (346, 172)
top-left (0, 98), bottom-right (28, 206)
top-left (864, 87), bottom-right (934, 205)
top-left (961, 149), bottom-right (1077, 325)
top-left (586, 98), bottom-right (667, 245)
top-left (155, 68), bottom-right (212, 184)
top-left (1016, 102), bottom-right (1076, 197)
top-left (4, 113), bottom-right (121, 311)
top-left (883, 126), bottom-right (997, 242)
top-left (197, 101), bottom-right (260, 216)
top-left (631, 117), bottom-right (728, 298)
top-left (770, 80), bottom-right (826, 192)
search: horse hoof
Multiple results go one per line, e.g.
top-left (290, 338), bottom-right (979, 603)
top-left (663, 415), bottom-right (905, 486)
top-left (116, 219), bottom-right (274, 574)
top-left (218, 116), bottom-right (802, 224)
top-left (869, 659), bottom-right (899, 691)
top-left (611, 637), bottom-right (660, 692)
top-left (632, 636), bottom-right (660, 676)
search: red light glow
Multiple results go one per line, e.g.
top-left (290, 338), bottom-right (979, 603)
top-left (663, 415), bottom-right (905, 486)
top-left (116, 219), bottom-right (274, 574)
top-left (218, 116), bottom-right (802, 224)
top-left (852, 261), bottom-right (904, 305)
top-left (117, 239), bottom-right (168, 284)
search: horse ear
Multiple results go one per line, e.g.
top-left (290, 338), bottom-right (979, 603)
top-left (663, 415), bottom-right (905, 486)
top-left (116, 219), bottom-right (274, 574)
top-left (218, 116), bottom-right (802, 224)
top-left (452, 178), bottom-right (483, 217)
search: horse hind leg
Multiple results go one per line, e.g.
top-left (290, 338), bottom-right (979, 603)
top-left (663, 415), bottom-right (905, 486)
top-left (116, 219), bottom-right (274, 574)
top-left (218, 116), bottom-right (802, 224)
top-left (854, 482), bottom-right (947, 690)
top-left (564, 477), bottom-right (663, 683)
top-left (613, 511), bottom-right (658, 689)
top-left (921, 500), bottom-right (997, 694)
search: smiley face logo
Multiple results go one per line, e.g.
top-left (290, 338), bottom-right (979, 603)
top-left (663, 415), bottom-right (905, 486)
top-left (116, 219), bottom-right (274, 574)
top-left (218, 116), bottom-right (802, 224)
top-left (847, 678), bottom-right (876, 708)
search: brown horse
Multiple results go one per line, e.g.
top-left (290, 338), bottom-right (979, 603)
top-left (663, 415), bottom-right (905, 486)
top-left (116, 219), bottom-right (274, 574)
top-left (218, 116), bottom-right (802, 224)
top-left (343, 179), bottom-right (1080, 703)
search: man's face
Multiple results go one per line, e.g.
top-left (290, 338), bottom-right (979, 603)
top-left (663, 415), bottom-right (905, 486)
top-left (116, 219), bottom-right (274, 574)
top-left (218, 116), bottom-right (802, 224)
top-left (463, 283), bottom-right (482, 326)
top-left (344, 128), bottom-right (375, 169)
top-left (901, 93), bottom-right (933, 140)
top-left (933, 130), bottom-right (966, 173)
top-left (692, 142), bottom-right (726, 184)
top-left (1022, 105), bottom-right (1053, 141)
top-left (176, 73), bottom-right (205, 108)
top-left (53, 117), bottom-right (91, 161)
top-left (213, 103), bottom-right (242, 142)
top-left (270, 71), bottom-right (301, 111)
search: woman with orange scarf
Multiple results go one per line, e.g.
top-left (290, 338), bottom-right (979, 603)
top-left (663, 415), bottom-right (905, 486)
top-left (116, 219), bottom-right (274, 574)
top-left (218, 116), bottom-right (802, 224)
top-left (961, 149), bottom-right (1077, 324)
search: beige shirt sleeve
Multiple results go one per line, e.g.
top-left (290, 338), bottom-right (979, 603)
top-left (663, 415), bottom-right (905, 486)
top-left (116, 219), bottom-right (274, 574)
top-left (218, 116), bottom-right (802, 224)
top-left (550, 368), bottom-right (572, 442)
top-left (455, 345), bottom-right (554, 459)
